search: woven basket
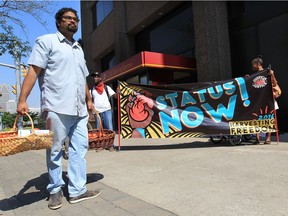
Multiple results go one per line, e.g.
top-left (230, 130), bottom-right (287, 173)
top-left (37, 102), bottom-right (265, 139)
top-left (88, 107), bottom-right (115, 150)
top-left (0, 112), bottom-right (53, 156)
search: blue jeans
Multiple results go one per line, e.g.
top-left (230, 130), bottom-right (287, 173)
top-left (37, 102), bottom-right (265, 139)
top-left (45, 112), bottom-right (89, 197)
top-left (94, 109), bottom-right (113, 130)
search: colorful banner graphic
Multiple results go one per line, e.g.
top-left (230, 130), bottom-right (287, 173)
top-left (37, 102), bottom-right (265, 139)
top-left (119, 69), bottom-right (276, 139)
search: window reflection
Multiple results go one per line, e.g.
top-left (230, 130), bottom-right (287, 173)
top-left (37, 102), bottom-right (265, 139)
top-left (95, 0), bottom-right (113, 27)
top-left (136, 3), bottom-right (195, 58)
top-left (101, 51), bottom-right (116, 71)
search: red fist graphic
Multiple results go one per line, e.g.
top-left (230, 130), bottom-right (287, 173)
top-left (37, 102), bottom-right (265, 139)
top-left (126, 93), bottom-right (154, 129)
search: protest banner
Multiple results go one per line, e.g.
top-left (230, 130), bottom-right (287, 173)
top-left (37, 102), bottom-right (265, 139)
top-left (119, 69), bottom-right (276, 139)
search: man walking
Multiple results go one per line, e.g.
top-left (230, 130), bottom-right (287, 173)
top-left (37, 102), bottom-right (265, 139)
top-left (17, 8), bottom-right (100, 210)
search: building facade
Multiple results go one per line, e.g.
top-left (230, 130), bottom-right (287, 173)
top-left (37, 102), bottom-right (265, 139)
top-left (0, 84), bottom-right (10, 112)
top-left (81, 1), bottom-right (288, 132)
top-left (5, 100), bottom-right (16, 114)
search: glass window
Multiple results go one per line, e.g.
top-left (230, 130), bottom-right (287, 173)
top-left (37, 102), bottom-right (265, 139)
top-left (101, 51), bottom-right (116, 72)
top-left (126, 75), bottom-right (139, 83)
top-left (140, 74), bottom-right (148, 84)
top-left (95, 1), bottom-right (113, 27)
top-left (136, 3), bottom-right (195, 58)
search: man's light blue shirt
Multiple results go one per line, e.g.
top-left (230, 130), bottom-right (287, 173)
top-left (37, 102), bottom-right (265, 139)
top-left (28, 31), bottom-right (89, 117)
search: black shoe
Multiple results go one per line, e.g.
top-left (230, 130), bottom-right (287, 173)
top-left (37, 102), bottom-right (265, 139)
top-left (253, 139), bottom-right (260, 145)
top-left (48, 190), bottom-right (63, 210)
top-left (69, 190), bottom-right (100, 204)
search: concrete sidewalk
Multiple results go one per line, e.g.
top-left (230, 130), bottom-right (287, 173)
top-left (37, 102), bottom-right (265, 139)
top-left (0, 133), bottom-right (288, 216)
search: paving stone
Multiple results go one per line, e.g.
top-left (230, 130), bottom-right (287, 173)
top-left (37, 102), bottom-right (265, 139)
top-left (100, 186), bottom-right (129, 202)
top-left (86, 200), bottom-right (134, 216)
top-left (112, 196), bottom-right (157, 215)
top-left (136, 207), bottom-right (177, 216)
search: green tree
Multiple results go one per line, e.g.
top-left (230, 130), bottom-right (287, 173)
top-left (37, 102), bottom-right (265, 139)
top-left (22, 111), bottom-right (45, 129)
top-left (1, 111), bottom-right (45, 130)
top-left (2, 112), bottom-right (16, 128)
top-left (0, 0), bottom-right (54, 57)
top-left (35, 114), bottom-right (46, 129)
top-left (0, 21), bottom-right (31, 57)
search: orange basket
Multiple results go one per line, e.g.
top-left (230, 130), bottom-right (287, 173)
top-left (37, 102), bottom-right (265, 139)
top-left (0, 112), bottom-right (53, 156)
top-left (88, 107), bottom-right (115, 150)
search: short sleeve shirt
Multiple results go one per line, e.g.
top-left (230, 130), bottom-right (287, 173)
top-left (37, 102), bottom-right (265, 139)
top-left (91, 85), bottom-right (116, 113)
top-left (28, 31), bottom-right (89, 117)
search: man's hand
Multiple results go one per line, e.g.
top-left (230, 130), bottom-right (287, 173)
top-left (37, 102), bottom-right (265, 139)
top-left (268, 69), bottom-right (274, 75)
top-left (86, 99), bottom-right (94, 110)
top-left (17, 101), bottom-right (29, 115)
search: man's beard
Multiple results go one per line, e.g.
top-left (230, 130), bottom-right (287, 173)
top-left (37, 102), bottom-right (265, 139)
top-left (68, 24), bottom-right (78, 33)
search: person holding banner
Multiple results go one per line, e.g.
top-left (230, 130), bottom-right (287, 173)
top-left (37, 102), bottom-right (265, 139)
top-left (251, 56), bottom-right (281, 144)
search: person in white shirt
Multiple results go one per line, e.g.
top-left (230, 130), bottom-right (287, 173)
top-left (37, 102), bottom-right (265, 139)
top-left (90, 72), bottom-right (117, 151)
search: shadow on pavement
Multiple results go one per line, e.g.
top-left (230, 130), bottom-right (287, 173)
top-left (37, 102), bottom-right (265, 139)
top-left (116, 133), bottom-right (288, 151)
top-left (117, 140), bottom-right (256, 151)
top-left (0, 172), bottom-right (103, 212)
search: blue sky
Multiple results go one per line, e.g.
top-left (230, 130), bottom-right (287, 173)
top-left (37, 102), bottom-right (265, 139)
top-left (0, 0), bottom-right (81, 108)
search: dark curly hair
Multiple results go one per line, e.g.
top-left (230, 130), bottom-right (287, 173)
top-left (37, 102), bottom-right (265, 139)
top-left (55, 7), bottom-right (78, 29)
top-left (252, 55), bottom-right (263, 66)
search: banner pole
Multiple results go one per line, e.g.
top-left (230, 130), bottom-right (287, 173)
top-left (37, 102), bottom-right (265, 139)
top-left (269, 67), bottom-right (280, 144)
top-left (117, 81), bottom-right (121, 151)
top-left (274, 109), bottom-right (279, 144)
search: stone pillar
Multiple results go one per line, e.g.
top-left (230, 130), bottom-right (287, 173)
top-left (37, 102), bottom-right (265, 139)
top-left (113, 1), bottom-right (135, 63)
top-left (192, 1), bottom-right (231, 82)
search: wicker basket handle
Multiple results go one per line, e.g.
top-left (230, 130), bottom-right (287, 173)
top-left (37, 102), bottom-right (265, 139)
top-left (12, 112), bottom-right (35, 132)
top-left (91, 106), bottom-right (103, 133)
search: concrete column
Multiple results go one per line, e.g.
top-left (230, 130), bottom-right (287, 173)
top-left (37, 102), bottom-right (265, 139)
top-left (192, 1), bottom-right (231, 82)
top-left (113, 1), bottom-right (135, 63)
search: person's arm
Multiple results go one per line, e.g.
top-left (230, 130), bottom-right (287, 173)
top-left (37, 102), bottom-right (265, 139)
top-left (112, 86), bottom-right (120, 99)
top-left (273, 85), bottom-right (282, 98)
top-left (268, 69), bottom-right (278, 86)
top-left (112, 93), bottom-right (118, 99)
top-left (17, 65), bottom-right (42, 114)
top-left (268, 69), bottom-right (282, 98)
top-left (86, 83), bottom-right (93, 110)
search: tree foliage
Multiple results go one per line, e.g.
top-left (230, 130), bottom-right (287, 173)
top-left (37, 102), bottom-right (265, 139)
top-left (0, 0), bottom-right (54, 57)
top-left (0, 21), bottom-right (31, 57)
top-left (1, 112), bottom-right (16, 128)
top-left (2, 111), bottom-right (46, 129)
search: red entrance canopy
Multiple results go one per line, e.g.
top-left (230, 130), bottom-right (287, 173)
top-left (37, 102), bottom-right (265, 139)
top-left (102, 51), bottom-right (196, 82)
